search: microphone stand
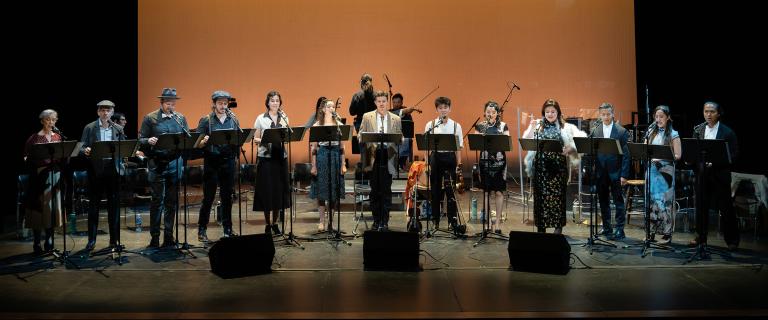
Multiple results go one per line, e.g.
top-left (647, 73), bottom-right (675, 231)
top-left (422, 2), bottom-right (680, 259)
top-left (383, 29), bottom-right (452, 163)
top-left (276, 110), bottom-right (303, 249)
top-left (226, 109), bottom-right (246, 237)
top-left (582, 121), bottom-right (617, 254)
top-left (169, 114), bottom-right (196, 258)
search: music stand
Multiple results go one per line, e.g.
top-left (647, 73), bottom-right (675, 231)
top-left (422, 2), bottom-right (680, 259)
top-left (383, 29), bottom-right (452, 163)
top-left (518, 138), bottom-right (564, 233)
top-left (415, 133), bottom-right (462, 240)
top-left (681, 138), bottom-right (732, 262)
top-left (207, 128), bottom-right (254, 239)
top-left (262, 126), bottom-right (306, 249)
top-left (361, 132), bottom-right (403, 233)
top-left (468, 134), bottom-right (511, 246)
top-left (626, 142), bottom-right (676, 257)
top-left (309, 125), bottom-right (352, 245)
top-left (573, 137), bottom-right (622, 253)
top-left (88, 139), bottom-right (139, 264)
top-left (27, 141), bottom-right (82, 268)
top-left (153, 132), bottom-right (201, 258)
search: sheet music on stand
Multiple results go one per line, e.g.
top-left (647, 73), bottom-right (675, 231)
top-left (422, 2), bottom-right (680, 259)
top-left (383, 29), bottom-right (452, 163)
top-left (262, 127), bottom-right (306, 144)
top-left (90, 140), bottom-right (139, 159)
top-left (360, 132), bottom-right (403, 144)
top-left (205, 128), bottom-right (255, 146)
top-left (680, 138), bottom-right (731, 166)
top-left (415, 133), bottom-right (458, 152)
top-left (308, 125), bottom-right (352, 142)
top-left (467, 134), bottom-right (511, 153)
top-left (518, 138), bottom-right (563, 152)
top-left (28, 141), bottom-right (83, 162)
top-left (627, 143), bottom-right (674, 161)
top-left (155, 132), bottom-right (202, 150)
top-left (573, 137), bottom-right (623, 156)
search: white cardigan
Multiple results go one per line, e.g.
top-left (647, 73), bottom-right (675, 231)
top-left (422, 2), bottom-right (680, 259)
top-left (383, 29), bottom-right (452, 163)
top-left (522, 120), bottom-right (587, 179)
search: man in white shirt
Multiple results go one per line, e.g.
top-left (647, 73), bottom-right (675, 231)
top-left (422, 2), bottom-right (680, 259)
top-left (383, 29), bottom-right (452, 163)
top-left (590, 103), bottom-right (630, 240)
top-left (423, 96), bottom-right (463, 232)
top-left (691, 101), bottom-right (739, 250)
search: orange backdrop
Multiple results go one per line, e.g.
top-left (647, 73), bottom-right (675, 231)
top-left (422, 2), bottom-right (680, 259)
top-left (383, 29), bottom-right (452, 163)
top-left (138, 0), bottom-right (636, 170)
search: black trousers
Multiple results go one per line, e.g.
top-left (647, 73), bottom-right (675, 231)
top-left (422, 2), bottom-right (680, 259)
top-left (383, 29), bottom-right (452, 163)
top-left (430, 152), bottom-right (458, 225)
top-left (597, 173), bottom-right (626, 229)
top-left (198, 156), bottom-right (235, 230)
top-left (370, 147), bottom-right (392, 226)
top-left (87, 170), bottom-right (120, 243)
top-left (149, 162), bottom-right (180, 239)
top-left (703, 168), bottom-right (739, 246)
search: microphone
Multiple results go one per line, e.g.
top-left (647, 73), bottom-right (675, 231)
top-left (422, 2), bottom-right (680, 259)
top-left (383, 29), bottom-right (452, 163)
top-left (170, 111), bottom-right (191, 137)
top-left (384, 74), bottom-right (392, 88)
top-left (225, 108), bottom-right (244, 133)
top-left (693, 122), bottom-right (707, 136)
top-left (645, 121), bottom-right (658, 138)
top-left (52, 126), bottom-right (67, 140)
top-left (108, 119), bottom-right (125, 136)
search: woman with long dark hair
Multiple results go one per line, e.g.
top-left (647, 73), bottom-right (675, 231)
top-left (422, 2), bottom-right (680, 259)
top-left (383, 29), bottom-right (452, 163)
top-left (644, 105), bottom-right (681, 244)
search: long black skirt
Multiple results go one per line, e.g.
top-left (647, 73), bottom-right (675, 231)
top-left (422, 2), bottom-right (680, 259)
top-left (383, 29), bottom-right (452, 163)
top-left (253, 156), bottom-right (291, 212)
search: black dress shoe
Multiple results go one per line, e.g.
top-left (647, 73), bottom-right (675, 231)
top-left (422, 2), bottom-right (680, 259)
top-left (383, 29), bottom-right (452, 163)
top-left (43, 241), bottom-right (54, 252)
top-left (613, 229), bottom-right (626, 240)
top-left (147, 237), bottom-right (160, 248)
top-left (271, 224), bottom-right (282, 235)
top-left (600, 227), bottom-right (614, 237)
top-left (161, 237), bottom-right (175, 247)
top-left (198, 228), bottom-right (209, 242)
top-left (222, 227), bottom-right (237, 238)
top-left (85, 240), bottom-right (96, 251)
top-left (265, 225), bottom-right (272, 235)
top-left (371, 222), bottom-right (379, 231)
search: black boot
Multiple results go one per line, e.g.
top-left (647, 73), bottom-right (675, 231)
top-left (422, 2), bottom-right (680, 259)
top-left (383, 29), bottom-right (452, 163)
top-left (85, 223), bottom-right (97, 251)
top-left (43, 228), bottom-right (54, 252)
top-left (198, 226), bottom-right (208, 242)
top-left (147, 235), bottom-right (160, 248)
top-left (33, 229), bottom-right (43, 254)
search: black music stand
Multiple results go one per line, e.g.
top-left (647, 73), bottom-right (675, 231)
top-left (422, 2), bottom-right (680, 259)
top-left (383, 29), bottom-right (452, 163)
top-left (681, 138), bottom-right (732, 263)
top-left (361, 132), bottom-right (403, 233)
top-left (88, 139), bottom-right (139, 264)
top-left (206, 128), bottom-right (254, 239)
top-left (573, 137), bottom-right (622, 253)
top-left (309, 125), bottom-right (352, 245)
top-left (468, 133), bottom-right (511, 246)
top-left (627, 142), bottom-right (676, 257)
top-left (415, 133), bottom-right (463, 240)
top-left (518, 138), bottom-right (564, 233)
top-left (152, 132), bottom-right (201, 258)
top-left (262, 126), bottom-right (306, 249)
top-left (27, 140), bottom-right (82, 268)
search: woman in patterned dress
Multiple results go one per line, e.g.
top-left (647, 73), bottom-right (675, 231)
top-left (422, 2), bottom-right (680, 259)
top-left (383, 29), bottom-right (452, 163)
top-left (523, 99), bottom-right (585, 234)
top-left (23, 109), bottom-right (64, 254)
top-left (644, 105), bottom-right (681, 244)
top-left (309, 99), bottom-right (346, 231)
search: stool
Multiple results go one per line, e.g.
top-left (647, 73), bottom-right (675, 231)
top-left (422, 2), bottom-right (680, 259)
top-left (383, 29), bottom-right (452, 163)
top-left (625, 179), bottom-right (645, 225)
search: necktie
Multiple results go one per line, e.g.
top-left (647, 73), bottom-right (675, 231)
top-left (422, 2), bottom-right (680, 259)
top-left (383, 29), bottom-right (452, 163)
top-left (380, 115), bottom-right (385, 133)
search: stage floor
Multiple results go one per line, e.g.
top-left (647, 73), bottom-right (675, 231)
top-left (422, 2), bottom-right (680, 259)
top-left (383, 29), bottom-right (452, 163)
top-left (1, 189), bottom-right (767, 318)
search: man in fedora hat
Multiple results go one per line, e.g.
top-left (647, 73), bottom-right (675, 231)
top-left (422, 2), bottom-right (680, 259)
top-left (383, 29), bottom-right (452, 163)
top-left (139, 88), bottom-right (190, 248)
top-left (79, 100), bottom-right (126, 251)
top-left (195, 90), bottom-right (240, 242)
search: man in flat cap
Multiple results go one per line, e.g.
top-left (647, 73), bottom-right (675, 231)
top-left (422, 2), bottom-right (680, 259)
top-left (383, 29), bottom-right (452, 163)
top-left (79, 100), bottom-right (126, 251)
top-left (139, 88), bottom-right (190, 248)
top-left (195, 90), bottom-right (241, 242)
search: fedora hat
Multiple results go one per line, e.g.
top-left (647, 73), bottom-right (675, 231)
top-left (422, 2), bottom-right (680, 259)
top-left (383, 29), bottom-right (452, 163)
top-left (157, 88), bottom-right (181, 100)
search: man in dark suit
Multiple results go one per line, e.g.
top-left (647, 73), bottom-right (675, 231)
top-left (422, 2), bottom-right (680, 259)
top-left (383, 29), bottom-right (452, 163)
top-left (691, 101), bottom-right (739, 250)
top-left (79, 100), bottom-right (126, 251)
top-left (591, 103), bottom-right (630, 240)
top-left (139, 88), bottom-right (190, 248)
